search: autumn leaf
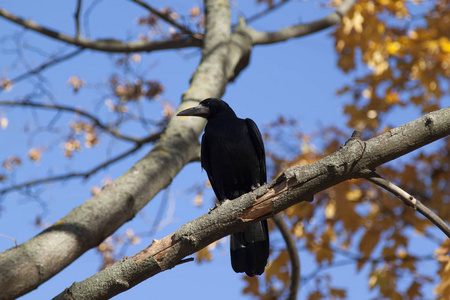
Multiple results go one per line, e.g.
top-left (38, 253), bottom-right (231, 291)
top-left (67, 76), bottom-right (85, 93)
top-left (0, 115), bottom-right (8, 129)
top-left (193, 191), bottom-right (203, 207)
top-left (265, 250), bottom-right (289, 283)
top-left (2, 156), bottom-right (21, 172)
top-left (196, 241), bottom-right (219, 262)
top-left (28, 148), bottom-right (42, 163)
top-left (359, 228), bottom-right (381, 258)
top-left (243, 276), bottom-right (260, 296)
top-left (0, 77), bottom-right (12, 92)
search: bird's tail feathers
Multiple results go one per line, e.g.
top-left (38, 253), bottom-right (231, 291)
top-left (230, 220), bottom-right (269, 276)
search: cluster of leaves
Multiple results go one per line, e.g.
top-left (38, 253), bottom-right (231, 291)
top-left (136, 5), bottom-right (204, 41)
top-left (333, 0), bottom-right (450, 131)
top-left (97, 229), bottom-right (142, 270)
top-left (109, 74), bottom-right (164, 103)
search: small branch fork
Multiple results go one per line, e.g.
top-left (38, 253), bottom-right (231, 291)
top-left (365, 172), bottom-right (450, 239)
top-left (0, 8), bottom-right (202, 53)
top-left (0, 99), bottom-right (163, 195)
top-left (129, 0), bottom-right (198, 37)
top-left (344, 130), bottom-right (450, 239)
top-left (0, 100), bottom-right (160, 143)
top-left (0, 142), bottom-right (146, 196)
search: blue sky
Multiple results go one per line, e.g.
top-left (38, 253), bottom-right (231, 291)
top-left (0, 0), bottom-right (448, 299)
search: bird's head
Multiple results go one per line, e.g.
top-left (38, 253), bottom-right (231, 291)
top-left (177, 98), bottom-right (235, 120)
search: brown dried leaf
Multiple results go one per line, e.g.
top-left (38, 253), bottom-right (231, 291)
top-left (67, 76), bottom-right (85, 93)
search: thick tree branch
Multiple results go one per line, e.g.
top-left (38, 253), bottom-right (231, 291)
top-left (366, 173), bottom-right (450, 238)
top-left (0, 100), bottom-right (159, 143)
top-left (0, 1), bottom-right (238, 299)
top-left (273, 213), bottom-right (300, 300)
top-left (0, 8), bottom-right (202, 53)
top-left (52, 107), bottom-right (449, 299)
top-left (247, 0), bottom-right (355, 45)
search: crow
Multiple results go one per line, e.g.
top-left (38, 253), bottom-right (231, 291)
top-left (178, 98), bottom-right (269, 276)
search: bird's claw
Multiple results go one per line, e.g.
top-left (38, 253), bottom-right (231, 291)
top-left (251, 183), bottom-right (261, 191)
top-left (208, 203), bottom-right (220, 213)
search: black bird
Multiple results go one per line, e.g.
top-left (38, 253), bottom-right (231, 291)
top-left (178, 98), bottom-right (269, 276)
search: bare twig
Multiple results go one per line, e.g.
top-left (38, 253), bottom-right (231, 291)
top-left (0, 234), bottom-right (17, 247)
top-left (301, 254), bottom-right (434, 287)
top-left (244, 0), bottom-right (291, 24)
top-left (1, 48), bottom-right (84, 90)
top-left (0, 8), bottom-right (202, 53)
top-left (0, 100), bottom-right (161, 143)
top-left (0, 142), bottom-right (145, 196)
top-left (365, 172), bottom-right (450, 239)
top-left (273, 213), bottom-right (300, 300)
top-left (74, 0), bottom-right (83, 38)
top-left (129, 0), bottom-right (198, 37)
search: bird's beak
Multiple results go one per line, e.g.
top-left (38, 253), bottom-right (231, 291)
top-left (177, 104), bottom-right (210, 118)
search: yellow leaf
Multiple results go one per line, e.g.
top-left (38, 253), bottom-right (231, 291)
top-left (324, 200), bottom-right (336, 219)
top-left (91, 186), bottom-right (102, 195)
top-left (346, 188), bottom-right (362, 201)
top-left (193, 192), bottom-right (203, 206)
top-left (196, 245), bottom-right (212, 262)
top-left (387, 41), bottom-right (401, 55)
top-left (439, 37), bottom-right (450, 53)
top-left (385, 91), bottom-right (399, 104)
top-left (292, 222), bottom-right (304, 239)
top-left (368, 272), bottom-right (378, 289)
top-left (0, 116), bottom-right (8, 129)
top-left (131, 53), bottom-right (141, 63)
top-left (28, 148), bottom-right (42, 163)
top-left (67, 76), bottom-right (85, 93)
top-left (353, 10), bottom-right (364, 33)
top-left (0, 77), bottom-right (12, 92)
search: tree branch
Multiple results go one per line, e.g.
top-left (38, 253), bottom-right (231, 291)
top-left (365, 173), bottom-right (450, 239)
top-left (129, 0), bottom-right (199, 37)
top-left (0, 142), bottom-right (149, 196)
top-left (51, 107), bottom-right (450, 300)
top-left (244, 0), bottom-right (291, 24)
top-left (247, 0), bottom-right (355, 45)
top-left (0, 8), bottom-right (202, 53)
top-left (273, 213), bottom-right (300, 300)
top-left (0, 100), bottom-right (160, 143)
top-left (0, 48), bottom-right (84, 91)
top-left (74, 0), bottom-right (82, 39)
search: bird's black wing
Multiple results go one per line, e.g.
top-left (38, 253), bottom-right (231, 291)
top-left (245, 118), bottom-right (267, 184)
top-left (201, 133), bottom-right (223, 201)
